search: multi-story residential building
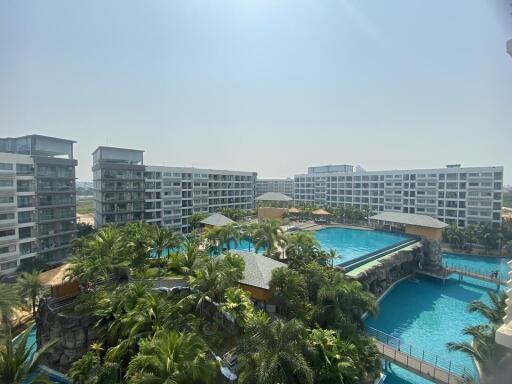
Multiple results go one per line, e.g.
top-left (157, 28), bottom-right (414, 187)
top-left (255, 178), bottom-right (294, 197)
top-left (0, 135), bottom-right (77, 275)
top-left (92, 147), bottom-right (145, 227)
top-left (294, 164), bottom-right (504, 227)
top-left (93, 147), bottom-right (257, 232)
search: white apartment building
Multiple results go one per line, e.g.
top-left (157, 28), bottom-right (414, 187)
top-left (144, 166), bottom-right (256, 232)
top-left (255, 178), bottom-right (294, 197)
top-left (0, 135), bottom-right (77, 275)
top-left (294, 164), bottom-right (504, 227)
top-left (93, 147), bottom-right (256, 232)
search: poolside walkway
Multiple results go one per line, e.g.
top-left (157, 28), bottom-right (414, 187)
top-left (368, 327), bottom-right (470, 384)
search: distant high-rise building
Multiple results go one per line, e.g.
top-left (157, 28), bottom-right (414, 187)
top-left (294, 164), bottom-right (504, 227)
top-left (255, 178), bottom-right (294, 197)
top-left (0, 135), bottom-right (77, 274)
top-left (93, 146), bottom-right (256, 232)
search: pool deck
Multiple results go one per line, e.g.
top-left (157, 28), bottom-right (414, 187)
top-left (296, 222), bottom-right (373, 232)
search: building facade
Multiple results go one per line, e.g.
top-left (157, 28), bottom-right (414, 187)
top-left (294, 164), bottom-right (504, 227)
top-left (0, 135), bottom-right (77, 275)
top-left (93, 147), bottom-right (257, 232)
top-left (255, 178), bottom-right (294, 197)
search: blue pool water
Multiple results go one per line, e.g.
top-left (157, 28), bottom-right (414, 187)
top-left (366, 253), bottom-right (508, 384)
top-left (443, 252), bottom-right (510, 281)
top-left (21, 327), bottom-right (70, 383)
top-left (314, 227), bottom-right (412, 265)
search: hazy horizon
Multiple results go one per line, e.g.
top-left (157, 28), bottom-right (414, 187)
top-left (1, 1), bottom-right (511, 182)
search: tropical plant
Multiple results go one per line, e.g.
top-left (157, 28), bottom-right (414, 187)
top-left (237, 318), bottom-right (313, 384)
top-left (0, 326), bottom-right (55, 384)
top-left (253, 220), bottom-right (286, 258)
top-left (219, 287), bottom-right (257, 327)
top-left (269, 267), bottom-right (308, 320)
top-left (468, 291), bottom-right (507, 328)
top-left (218, 223), bottom-right (241, 251)
top-left (176, 238), bottom-right (207, 275)
top-left (188, 212), bottom-right (209, 229)
top-left (313, 273), bottom-right (377, 334)
top-left (0, 283), bottom-right (20, 332)
top-left (447, 325), bottom-right (512, 383)
top-left (126, 330), bottom-right (216, 384)
top-left (17, 270), bottom-right (44, 318)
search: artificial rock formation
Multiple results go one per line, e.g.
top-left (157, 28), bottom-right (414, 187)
top-left (36, 301), bottom-right (97, 372)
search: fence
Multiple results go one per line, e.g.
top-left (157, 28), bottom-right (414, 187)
top-left (366, 326), bottom-right (475, 383)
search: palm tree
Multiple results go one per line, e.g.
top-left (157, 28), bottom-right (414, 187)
top-left (326, 249), bottom-right (339, 268)
top-left (17, 270), bottom-right (44, 318)
top-left (468, 291), bottom-right (507, 328)
top-left (178, 238), bottom-right (207, 275)
top-left (0, 326), bottom-right (56, 384)
top-left (218, 223), bottom-right (240, 251)
top-left (201, 226), bottom-right (221, 255)
top-left (447, 325), bottom-right (511, 382)
top-left (0, 282), bottom-right (20, 333)
top-left (313, 273), bottom-right (377, 334)
top-left (253, 220), bottom-right (286, 258)
top-left (237, 318), bottom-right (313, 384)
top-left (125, 222), bottom-right (152, 270)
top-left (126, 330), bottom-right (216, 384)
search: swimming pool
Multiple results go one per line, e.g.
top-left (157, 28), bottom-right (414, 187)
top-left (22, 327), bottom-right (70, 383)
top-left (366, 253), bottom-right (508, 384)
top-left (314, 227), bottom-right (412, 265)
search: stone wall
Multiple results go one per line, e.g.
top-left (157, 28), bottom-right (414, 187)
top-left (36, 301), bottom-right (97, 373)
top-left (355, 239), bottom-right (444, 296)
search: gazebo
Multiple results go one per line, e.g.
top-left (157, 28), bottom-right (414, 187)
top-left (312, 208), bottom-right (331, 223)
top-left (256, 192), bottom-right (293, 222)
top-left (370, 212), bottom-right (448, 241)
top-left (200, 213), bottom-right (235, 228)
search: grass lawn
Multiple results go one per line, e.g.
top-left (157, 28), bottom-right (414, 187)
top-left (77, 198), bottom-right (93, 215)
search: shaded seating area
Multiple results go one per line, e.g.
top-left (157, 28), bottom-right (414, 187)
top-left (312, 208), bottom-right (331, 224)
top-left (200, 212), bottom-right (236, 228)
top-left (255, 192), bottom-right (293, 222)
top-left (369, 212), bottom-right (447, 241)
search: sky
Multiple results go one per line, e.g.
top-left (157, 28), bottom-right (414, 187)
top-left (1, 0), bottom-right (511, 182)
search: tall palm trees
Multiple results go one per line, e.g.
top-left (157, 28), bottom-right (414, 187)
top-left (237, 318), bottom-right (313, 384)
top-left (126, 330), bottom-right (216, 384)
top-left (17, 270), bottom-right (44, 318)
top-left (253, 220), bottom-right (285, 258)
top-left (218, 224), bottom-right (240, 251)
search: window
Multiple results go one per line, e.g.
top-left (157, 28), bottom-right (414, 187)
top-left (1, 261), bottom-right (17, 271)
top-left (0, 196), bottom-right (14, 204)
top-left (0, 180), bottom-right (13, 187)
top-left (0, 229), bottom-right (15, 238)
top-left (0, 244), bottom-right (16, 254)
top-left (0, 212), bottom-right (15, 221)
top-left (0, 163), bottom-right (13, 170)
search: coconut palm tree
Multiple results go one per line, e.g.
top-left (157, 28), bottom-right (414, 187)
top-left (201, 226), bottom-right (221, 255)
top-left (237, 318), bottom-right (313, 384)
top-left (468, 291), bottom-right (507, 328)
top-left (313, 273), bottom-right (377, 334)
top-left (253, 220), bottom-right (286, 258)
top-left (0, 282), bottom-right (20, 332)
top-left (178, 238), bottom-right (207, 275)
top-left (125, 222), bottom-right (152, 270)
top-left (0, 326), bottom-right (56, 384)
top-left (126, 330), bottom-right (216, 384)
top-left (218, 223), bottom-right (240, 251)
top-left (447, 325), bottom-right (511, 383)
top-left (17, 270), bottom-right (44, 318)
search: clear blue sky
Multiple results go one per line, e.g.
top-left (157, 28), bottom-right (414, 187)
top-left (1, 1), bottom-right (511, 182)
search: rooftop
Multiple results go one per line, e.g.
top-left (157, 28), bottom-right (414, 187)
top-left (220, 250), bottom-right (287, 290)
top-left (200, 213), bottom-right (235, 227)
top-left (255, 192), bottom-right (293, 202)
top-left (370, 212), bottom-right (448, 229)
